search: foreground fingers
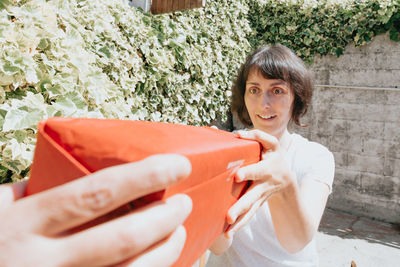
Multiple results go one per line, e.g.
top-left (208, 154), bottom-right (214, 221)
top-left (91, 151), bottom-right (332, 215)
top-left (123, 225), bottom-right (187, 267)
top-left (9, 154), bottom-right (191, 235)
top-left (0, 180), bottom-right (27, 210)
top-left (61, 194), bottom-right (192, 267)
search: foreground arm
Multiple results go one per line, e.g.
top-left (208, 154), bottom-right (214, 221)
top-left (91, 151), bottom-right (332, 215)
top-left (0, 154), bottom-right (192, 267)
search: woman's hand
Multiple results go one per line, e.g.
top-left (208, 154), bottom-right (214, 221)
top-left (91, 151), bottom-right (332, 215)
top-left (0, 154), bottom-right (192, 267)
top-left (223, 129), bottom-right (331, 254)
top-left (225, 129), bottom-right (296, 239)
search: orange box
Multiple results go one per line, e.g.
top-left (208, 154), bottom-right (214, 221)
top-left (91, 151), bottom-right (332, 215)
top-left (26, 118), bottom-right (261, 266)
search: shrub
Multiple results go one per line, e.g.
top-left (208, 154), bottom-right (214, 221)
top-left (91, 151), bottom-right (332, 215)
top-left (0, 0), bottom-right (251, 182)
top-left (248, 0), bottom-right (399, 62)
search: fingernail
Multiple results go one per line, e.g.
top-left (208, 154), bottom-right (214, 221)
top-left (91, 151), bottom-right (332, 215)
top-left (224, 231), bottom-right (230, 238)
top-left (227, 213), bottom-right (236, 224)
top-left (167, 194), bottom-right (193, 217)
top-left (175, 225), bottom-right (187, 239)
top-left (170, 155), bottom-right (192, 180)
top-left (235, 170), bottom-right (244, 182)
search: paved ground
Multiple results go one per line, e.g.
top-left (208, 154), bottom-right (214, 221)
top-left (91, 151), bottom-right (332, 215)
top-left (317, 208), bottom-right (400, 267)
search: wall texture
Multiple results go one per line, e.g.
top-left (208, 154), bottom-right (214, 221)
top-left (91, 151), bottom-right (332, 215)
top-left (294, 33), bottom-right (400, 224)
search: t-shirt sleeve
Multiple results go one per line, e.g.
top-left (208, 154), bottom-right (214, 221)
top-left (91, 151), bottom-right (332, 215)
top-left (298, 142), bottom-right (335, 193)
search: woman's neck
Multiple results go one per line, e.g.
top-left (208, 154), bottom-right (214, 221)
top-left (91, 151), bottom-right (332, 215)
top-left (278, 129), bottom-right (292, 151)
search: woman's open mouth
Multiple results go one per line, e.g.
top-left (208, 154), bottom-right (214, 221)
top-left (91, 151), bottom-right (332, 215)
top-left (257, 114), bottom-right (277, 121)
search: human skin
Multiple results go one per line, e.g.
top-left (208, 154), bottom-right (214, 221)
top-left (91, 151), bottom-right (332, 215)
top-left (0, 154), bottom-right (192, 267)
top-left (210, 70), bottom-right (330, 254)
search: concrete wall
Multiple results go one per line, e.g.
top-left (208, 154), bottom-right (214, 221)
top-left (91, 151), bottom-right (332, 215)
top-left (294, 33), bottom-right (400, 224)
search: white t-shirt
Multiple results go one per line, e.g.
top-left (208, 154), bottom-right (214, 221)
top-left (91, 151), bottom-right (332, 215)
top-left (206, 133), bottom-right (335, 267)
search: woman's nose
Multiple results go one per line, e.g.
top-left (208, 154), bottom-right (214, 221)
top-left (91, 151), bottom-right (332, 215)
top-left (262, 93), bottom-right (271, 108)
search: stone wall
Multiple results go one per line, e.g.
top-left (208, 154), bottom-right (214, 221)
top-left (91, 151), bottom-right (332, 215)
top-left (294, 33), bottom-right (400, 224)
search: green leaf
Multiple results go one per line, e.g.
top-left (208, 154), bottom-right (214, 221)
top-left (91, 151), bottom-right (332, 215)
top-left (389, 29), bottom-right (399, 42)
top-left (52, 92), bottom-right (88, 116)
top-left (0, 0), bottom-right (9, 10)
top-left (6, 89), bottom-right (26, 100)
top-left (38, 38), bottom-right (51, 51)
top-left (2, 108), bottom-right (44, 131)
top-left (3, 62), bottom-right (20, 75)
top-left (334, 47), bottom-right (344, 57)
top-left (14, 130), bottom-right (27, 143)
top-left (99, 46), bottom-right (111, 58)
top-left (0, 109), bottom-right (7, 118)
top-left (0, 165), bottom-right (9, 183)
top-left (2, 160), bottom-right (22, 175)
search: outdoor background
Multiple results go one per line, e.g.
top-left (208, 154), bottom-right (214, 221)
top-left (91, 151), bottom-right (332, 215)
top-left (0, 0), bottom-right (399, 225)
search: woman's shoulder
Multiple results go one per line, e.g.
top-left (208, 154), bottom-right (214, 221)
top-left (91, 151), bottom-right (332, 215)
top-left (290, 133), bottom-right (334, 169)
top-left (290, 133), bottom-right (335, 190)
top-left (291, 133), bottom-right (332, 155)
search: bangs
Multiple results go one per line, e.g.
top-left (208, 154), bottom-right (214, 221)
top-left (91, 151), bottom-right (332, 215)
top-left (245, 49), bottom-right (291, 84)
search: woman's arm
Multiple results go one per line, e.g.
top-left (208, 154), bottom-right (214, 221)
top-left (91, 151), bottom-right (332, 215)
top-left (268, 176), bottom-right (330, 253)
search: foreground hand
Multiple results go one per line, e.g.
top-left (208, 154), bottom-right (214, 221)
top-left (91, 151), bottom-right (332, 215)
top-left (225, 130), bottom-right (295, 238)
top-left (0, 154), bottom-right (192, 267)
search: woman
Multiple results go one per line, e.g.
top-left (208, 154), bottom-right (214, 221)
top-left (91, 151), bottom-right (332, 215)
top-left (207, 44), bottom-right (335, 266)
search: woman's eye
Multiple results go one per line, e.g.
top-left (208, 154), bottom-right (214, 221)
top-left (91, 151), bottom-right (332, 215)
top-left (249, 88), bottom-right (259, 94)
top-left (273, 88), bottom-right (283, 94)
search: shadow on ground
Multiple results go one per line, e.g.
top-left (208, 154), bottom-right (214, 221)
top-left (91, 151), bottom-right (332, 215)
top-left (319, 208), bottom-right (400, 249)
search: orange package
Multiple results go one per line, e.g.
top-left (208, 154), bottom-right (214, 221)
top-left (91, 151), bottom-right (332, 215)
top-left (26, 117), bottom-right (261, 267)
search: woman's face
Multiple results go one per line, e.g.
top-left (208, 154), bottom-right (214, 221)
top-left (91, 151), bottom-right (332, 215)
top-left (244, 69), bottom-right (294, 139)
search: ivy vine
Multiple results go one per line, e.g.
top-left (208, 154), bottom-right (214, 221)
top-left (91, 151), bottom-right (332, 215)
top-left (248, 0), bottom-right (400, 62)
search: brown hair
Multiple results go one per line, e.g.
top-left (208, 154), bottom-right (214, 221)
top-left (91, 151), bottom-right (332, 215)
top-left (231, 44), bottom-right (313, 127)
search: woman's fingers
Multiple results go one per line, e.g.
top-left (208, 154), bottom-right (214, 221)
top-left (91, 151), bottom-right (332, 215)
top-left (235, 160), bottom-right (270, 182)
top-left (227, 182), bottom-right (260, 224)
top-left (10, 154), bottom-right (191, 235)
top-left (209, 234), bottom-right (233, 255)
top-left (227, 181), bottom-right (278, 224)
top-left (237, 129), bottom-right (278, 153)
top-left (61, 194), bottom-right (192, 267)
top-left (123, 225), bottom-right (187, 267)
top-left (227, 198), bottom-right (265, 239)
